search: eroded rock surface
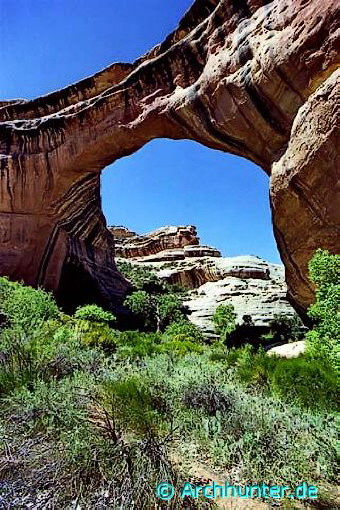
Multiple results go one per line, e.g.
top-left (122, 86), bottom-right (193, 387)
top-left (115, 225), bottom-right (296, 333)
top-left (0, 0), bottom-right (339, 311)
top-left (110, 225), bottom-right (203, 258)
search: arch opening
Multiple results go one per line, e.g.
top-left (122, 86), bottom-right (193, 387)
top-left (101, 138), bottom-right (281, 264)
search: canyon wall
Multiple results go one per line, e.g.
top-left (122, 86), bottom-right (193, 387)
top-left (112, 224), bottom-right (296, 333)
top-left (0, 0), bottom-right (339, 312)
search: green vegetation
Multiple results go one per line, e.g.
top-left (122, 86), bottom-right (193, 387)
top-left (267, 312), bottom-right (305, 343)
top-left (0, 249), bottom-right (339, 508)
top-left (306, 249), bottom-right (340, 371)
top-left (212, 303), bottom-right (236, 343)
top-left (125, 290), bottom-right (185, 332)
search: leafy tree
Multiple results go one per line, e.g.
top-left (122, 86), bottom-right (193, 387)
top-left (306, 249), bottom-right (340, 370)
top-left (117, 261), bottom-right (165, 293)
top-left (212, 304), bottom-right (237, 343)
top-left (124, 291), bottom-right (155, 330)
top-left (155, 293), bottom-right (184, 331)
top-left (124, 291), bottom-right (185, 332)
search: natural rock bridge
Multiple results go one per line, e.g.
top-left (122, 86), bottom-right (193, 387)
top-left (0, 0), bottom-right (339, 314)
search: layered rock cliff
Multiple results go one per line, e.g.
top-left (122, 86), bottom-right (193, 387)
top-left (109, 225), bottom-right (205, 258)
top-left (114, 224), bottom-right (296, 333)
top-left (0, 0), bottom-right (339, 312)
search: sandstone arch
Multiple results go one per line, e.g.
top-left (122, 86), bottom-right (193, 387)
top-left (0, 0), bottom-right (339, 313)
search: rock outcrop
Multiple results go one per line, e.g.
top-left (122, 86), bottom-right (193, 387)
top-left (182, 256), bottom-right (294, 335)
top-left (0, 0), bottom-right (339, 312)
top-left (115, 224), bottom-right (296, 333)
top-left (267, 340), bottom-right (306, 358)
top-left (110, 225), bottom-right (204, 258)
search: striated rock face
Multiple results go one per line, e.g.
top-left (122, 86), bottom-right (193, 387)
top-left (182, 256), bottom-right (294, 335)
top-left (118, 245), bottom-right (295, 333)
top-left (110, 225), bottom-right (202, 258)
top-left (109, 226), bottom-right (138, 240)
top-left (115, 224), bottom-right (296, 332)
top-left (0, 0), bottom-right (339, 312)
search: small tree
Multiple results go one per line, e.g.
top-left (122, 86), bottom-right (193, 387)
top-left (124, 291), bottom-right (155, 330)
top-left (124, 291), bottom-right (184, 332)
top-left (117, 261), bottom-right (165, 293)
top-left (212, 304), bottom-right (237, 343)
top-left (154, 294), bottom-right (184, 331)
top-left (73, 304), bottom-right (116, 351)
top-left (306, 249), bottom-right (340, 370)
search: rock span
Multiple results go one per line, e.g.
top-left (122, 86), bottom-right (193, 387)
top-left (0, 0), bottom-right (339, 313)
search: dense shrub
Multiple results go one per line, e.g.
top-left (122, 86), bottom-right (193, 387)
top-left (0, 277), bottom-right (59, 331)
top-left (74, 304), bottom-right (115, 323)
top-left (235, 345), bottom-right (278, 387)
top-left (75, 319), bottom-right (118, 351)
top-left (157, 339), bottom-right (204, 357)
top-left (164, 319), bottom-right (203, 343)
top-left (306, 249), bottom-right (340, 370)
top-left (102, 375), bottom-right (168, 438)
top-left (183, 384), bottom-right (233, 416)
top-left (116, 330), bottom-right (162, 358)
top-left (269, 357), bottom-right (338, 411)
top-left (212, 303), bottom-right (237, 343)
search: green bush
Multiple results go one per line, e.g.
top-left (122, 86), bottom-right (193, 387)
top-left (0, 277), bottom-right (59, 331)
top-left (209, 344), bottom-right (244, 364)
top-left (5, 372), bottom-right (92, 434)
top-left (164, 319), bottom-right (203, 343)
top-left (116, 330), bottom-right (162, 358)
top-left (75, 320), bottom-right (118, 351)
top-left (269, 357), bottom-right (338, 411)
top-left (157, 339), bottom-right (204, 357)
top-left (306, 249), bottom-right (340, 370)
top-left (183, 384), bottom-right (233, 416)
top-left (229, 345), bottom-right (338, 412)
top-left (0, 329), bottom-right (34, 396)
top-left (102, 375), bottom-right (168, 438)
top-left (0, 313), bottom-right (105, 396)
top-left (212, 303), bottom-right (237, 343)
top-left (235, 345), bottom-right (277, 387)
top-left (74, 304), bottom-right (115, 323)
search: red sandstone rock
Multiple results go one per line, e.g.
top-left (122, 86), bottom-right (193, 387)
top-left (111, 225), bottom-right (200, 258)
top-left (0, 0), bottom-right (339, 312)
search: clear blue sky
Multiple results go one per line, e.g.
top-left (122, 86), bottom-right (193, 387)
top-left (0, 0), bottom-right (281, 262)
